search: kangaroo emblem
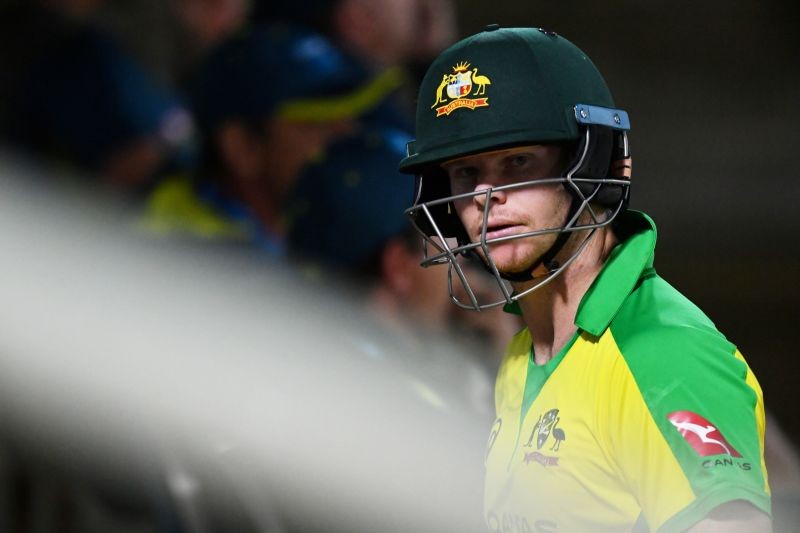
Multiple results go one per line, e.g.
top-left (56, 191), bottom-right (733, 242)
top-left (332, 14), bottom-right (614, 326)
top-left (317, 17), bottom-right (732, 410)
top-left (667, 410), bottom-right (742, 457)
top-left (431, 74), bottom-right (449, 108)
top-left (672, 421), bottom-right (734, 455)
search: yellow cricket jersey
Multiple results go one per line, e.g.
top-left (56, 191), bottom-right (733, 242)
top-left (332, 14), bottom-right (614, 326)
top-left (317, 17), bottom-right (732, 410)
top-left (484, 211), bottom-right (770, 532)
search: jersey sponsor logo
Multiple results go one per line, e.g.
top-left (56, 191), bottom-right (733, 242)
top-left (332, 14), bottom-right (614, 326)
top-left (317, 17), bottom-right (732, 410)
top-left (486, 510), bottom-right (558, 533)
top-left (702, 457), bottom-right (752, 470)
top-left (523, 451), bottom-right (559, 467)
top-left (431, 61), bottom-right (491, 117)
top-left (667, 410), bottom-right (742, 457)
top-left (522, 408), bottom-right (565, 467)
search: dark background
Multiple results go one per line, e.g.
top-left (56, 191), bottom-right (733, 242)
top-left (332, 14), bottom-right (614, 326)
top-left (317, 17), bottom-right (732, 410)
top-left (455, 0), bottom-right (800, 444)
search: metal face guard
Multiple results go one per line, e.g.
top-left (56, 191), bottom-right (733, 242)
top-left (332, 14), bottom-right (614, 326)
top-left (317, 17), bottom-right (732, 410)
top-left (405, 174), bottom-right (629, 311)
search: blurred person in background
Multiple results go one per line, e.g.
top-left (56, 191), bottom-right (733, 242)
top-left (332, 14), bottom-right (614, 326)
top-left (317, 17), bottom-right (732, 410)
top-left (286, 127), bottom-right (449, 335)
top-left (0, 0), bottom-right (194, 193)
top-left (172, 0), bottom-right (251, 53)
top-left (141, 25), bottom-right (403, 255)
top-left (256, 0), bottom-right (455, 71)
top-left (256, 0), bottom-right (458, 131)
top-left (284, 126), bottom-right (495, 415)
top-left (168, 0), bottom-right (252, 82)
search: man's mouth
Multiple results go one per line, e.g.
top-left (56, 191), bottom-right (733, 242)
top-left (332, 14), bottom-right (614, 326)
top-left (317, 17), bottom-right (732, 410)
top-left (481, 223), bottom-right (524, 241)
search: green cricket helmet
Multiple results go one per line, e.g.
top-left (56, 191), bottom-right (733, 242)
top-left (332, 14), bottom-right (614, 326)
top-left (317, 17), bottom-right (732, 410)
top-left (398, 26), bottom-right (632, 311)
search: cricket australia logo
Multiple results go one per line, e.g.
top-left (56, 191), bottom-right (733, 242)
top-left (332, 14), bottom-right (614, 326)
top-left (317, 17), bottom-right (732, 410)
top-left (431, 61), bottom-right (491, 117)
top-left (522, 408), bottom-right (565, 467)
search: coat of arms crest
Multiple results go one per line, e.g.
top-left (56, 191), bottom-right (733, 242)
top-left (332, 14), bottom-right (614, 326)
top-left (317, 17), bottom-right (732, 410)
top-left (431, 61), bottom-right (491, 117)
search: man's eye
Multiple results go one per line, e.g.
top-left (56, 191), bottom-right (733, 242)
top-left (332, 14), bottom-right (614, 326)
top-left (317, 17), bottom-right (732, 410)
top-left (449, 167), bottom-right (478, 193)
top-left (453, 167), bottom-right (478, 179)
top-left (511, 155), bottom-right (530, 167)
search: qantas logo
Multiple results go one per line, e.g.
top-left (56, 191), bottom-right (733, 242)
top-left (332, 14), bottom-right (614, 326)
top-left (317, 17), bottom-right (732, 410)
top-left (667, 410), bottom-right (742, 457)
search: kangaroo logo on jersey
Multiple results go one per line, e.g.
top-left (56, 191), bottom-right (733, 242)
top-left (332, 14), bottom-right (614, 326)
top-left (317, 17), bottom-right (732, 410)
top-left (431, 61), bottom-right (491, 117)
top-left (667, 410), bottom-right (742, 457)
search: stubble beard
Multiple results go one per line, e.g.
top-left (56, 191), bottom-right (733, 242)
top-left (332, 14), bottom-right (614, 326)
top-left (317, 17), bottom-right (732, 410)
top-left (482, 231), bottom-right (561, 277)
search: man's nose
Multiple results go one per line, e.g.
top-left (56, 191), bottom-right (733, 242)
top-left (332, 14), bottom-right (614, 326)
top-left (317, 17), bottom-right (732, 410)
top-left (473, 181), bottom-right (506, 209)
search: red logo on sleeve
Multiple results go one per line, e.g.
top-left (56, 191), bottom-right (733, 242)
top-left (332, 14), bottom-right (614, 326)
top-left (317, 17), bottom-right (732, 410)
top-left (667, 411), bottom-right (742, 457)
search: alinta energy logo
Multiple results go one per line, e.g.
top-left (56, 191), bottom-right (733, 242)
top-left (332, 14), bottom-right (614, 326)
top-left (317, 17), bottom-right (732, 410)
top-left (667, 410), bottom-right (752, 470)
top-left (431, 61), bottom-right (491, 117)
top-left (522, 408), bottom-right (565, 467)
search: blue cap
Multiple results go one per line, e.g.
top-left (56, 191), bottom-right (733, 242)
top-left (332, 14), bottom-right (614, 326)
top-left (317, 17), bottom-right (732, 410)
top-left (285, 126), bottom-right (414, 268)
top-left (191, 24), bottom-right (404, 132)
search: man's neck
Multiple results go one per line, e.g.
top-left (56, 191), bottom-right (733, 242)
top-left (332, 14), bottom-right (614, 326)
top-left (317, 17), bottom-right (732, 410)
top-left (515, 227), bottom-right (618, 365)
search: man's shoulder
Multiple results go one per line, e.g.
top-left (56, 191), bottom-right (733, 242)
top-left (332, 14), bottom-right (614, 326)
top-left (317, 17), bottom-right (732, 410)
top-left (606, 271), bottom-right (743, 384)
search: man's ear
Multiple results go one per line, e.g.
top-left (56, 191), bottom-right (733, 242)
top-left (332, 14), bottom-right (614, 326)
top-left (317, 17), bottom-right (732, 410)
top-left (216, 121), bottom-right (262, 182)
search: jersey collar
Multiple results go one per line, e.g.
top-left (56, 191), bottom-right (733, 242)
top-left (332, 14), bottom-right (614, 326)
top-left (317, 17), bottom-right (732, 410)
top-left (574, 210), bottom-right (657, 336)
top-left (502, 210), bottom-right (657, 337)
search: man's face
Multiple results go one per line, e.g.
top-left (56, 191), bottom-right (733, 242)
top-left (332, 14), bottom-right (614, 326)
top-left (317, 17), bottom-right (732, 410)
top-left (339, 0), bottom-right (419, 67)
top-left (442, 145), bottom-right (569, 276)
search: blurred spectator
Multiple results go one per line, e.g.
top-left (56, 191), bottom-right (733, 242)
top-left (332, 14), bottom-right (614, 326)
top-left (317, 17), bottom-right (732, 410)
top-left (285, 126), bottom-right (450, 333)
top-left (286, 124), bottom-right (520, 364)
top-left (166, 0), bottom-right (253, 84)
top-left (256, 0), bottom-right (456, 70)
top-left (285, 126), bottom-right (505, 414)
top-left (141, 25), bottom-right (403, 255)
top-left (256, 0), bottom-right (457, 130)
top-left (0, 0), bottom-right (194, 192)
top-left (283, 127), bottom-right (411, 269)
top-left (171, 0), bottom-right (251, 52)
